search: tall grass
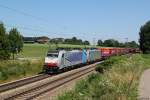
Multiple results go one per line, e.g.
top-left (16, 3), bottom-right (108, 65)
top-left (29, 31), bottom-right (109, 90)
top-left (0, 60), bottom-right (43, 83)
top-left (57, 54), bottom-right (150, 100)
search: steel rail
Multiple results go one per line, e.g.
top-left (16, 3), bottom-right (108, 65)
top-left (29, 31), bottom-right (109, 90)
top-left (0, 74), bottom-right (49, 93)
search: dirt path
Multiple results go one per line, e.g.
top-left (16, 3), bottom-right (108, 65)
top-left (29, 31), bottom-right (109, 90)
top-left (139, 69), bottom-right (150, 99)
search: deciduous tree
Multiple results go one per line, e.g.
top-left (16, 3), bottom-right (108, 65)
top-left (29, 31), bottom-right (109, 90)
top-left (0, 22), bottom-right (10, 60)
top-left (9, 28), bottom-right (23, 59)
top-left (97, 40), bottom-right (103, 46)
top-left (139, 21), bottom-right (150, 53)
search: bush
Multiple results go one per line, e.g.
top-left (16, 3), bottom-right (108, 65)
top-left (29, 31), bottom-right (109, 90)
top-left (96, 57), bottom-right (115, 73)
top-left (96, 56), bottom-right (127, 73)
top-left (95, 64), bottom-right (104, 73)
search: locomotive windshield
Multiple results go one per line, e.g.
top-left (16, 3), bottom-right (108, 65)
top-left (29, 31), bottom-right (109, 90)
top-left (47, 53), bottom-right (58, 58)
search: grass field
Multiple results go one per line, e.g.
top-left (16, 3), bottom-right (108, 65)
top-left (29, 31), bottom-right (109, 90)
top-left (57, 54), bottom-right (150, 100)
top-left (19, 43), bottom-right (49, 58)
top-left (18, 43), bottom-right (98, 58)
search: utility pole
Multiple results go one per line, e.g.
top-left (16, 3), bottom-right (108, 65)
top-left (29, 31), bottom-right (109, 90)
top-left (93, 37), bottom-right (96, 47)
top-left (125, 38), bottom-right (128, 47)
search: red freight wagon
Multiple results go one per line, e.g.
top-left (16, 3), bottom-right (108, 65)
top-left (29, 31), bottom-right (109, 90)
top-left (97, 47), bottom-right (112, 57)
top-left (110, 48), bottom-right (118, 56)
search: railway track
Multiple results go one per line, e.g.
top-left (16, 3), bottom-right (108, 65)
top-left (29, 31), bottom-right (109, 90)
top-left (0, 74), bottom-right (50, 93)
top-left (0, 62), bottom-right (101, 100)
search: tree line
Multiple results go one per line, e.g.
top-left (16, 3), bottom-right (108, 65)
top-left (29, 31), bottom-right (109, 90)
top-left (23, 36), bottom-right (90, 45)
top-left (97, 39), bottom-right (138, 48)
top-left (49, 37), bottom-right (90, 45)
top-left (24, 36), bottom-right (139, 48)
top-left (0, 22), bottom-right (23, 60)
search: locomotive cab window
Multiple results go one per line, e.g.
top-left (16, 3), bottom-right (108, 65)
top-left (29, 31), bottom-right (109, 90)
top-left (62, 54), bottom-right (64, 58)
top-left (47, 53), bottom-right (58, 58)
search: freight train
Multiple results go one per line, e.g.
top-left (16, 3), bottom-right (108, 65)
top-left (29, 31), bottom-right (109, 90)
top-left (43, 47), bottom-right (138, 73)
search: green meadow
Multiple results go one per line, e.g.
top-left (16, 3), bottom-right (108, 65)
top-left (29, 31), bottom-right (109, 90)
top-left (18, 43), bottom-right (49, 58)
top-left (18, 43), bottom-right (98, 58)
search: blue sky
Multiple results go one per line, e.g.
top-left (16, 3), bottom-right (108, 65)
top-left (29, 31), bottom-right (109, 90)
top-left (0, 0), bottom-right (150, 44)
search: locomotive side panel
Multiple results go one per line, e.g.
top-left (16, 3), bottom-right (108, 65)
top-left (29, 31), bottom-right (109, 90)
top-left (63, 50), bottom-right (83, 68)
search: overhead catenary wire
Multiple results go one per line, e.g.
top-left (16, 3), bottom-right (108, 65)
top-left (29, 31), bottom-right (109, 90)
top-left (0, 3), bottom-right (72, 36)
top-left (0, 3), bottom-right (59, 35)
top-left (0, 3), bottom-right (48, 23)
top-left (5, 24), bottom-right (52, 34)
top-left (0, 3), bottom-right (64, 31)
top-left (5, 24), bottom-right (83, 37)
top-left (0, 3), bottom-right (89, 38)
